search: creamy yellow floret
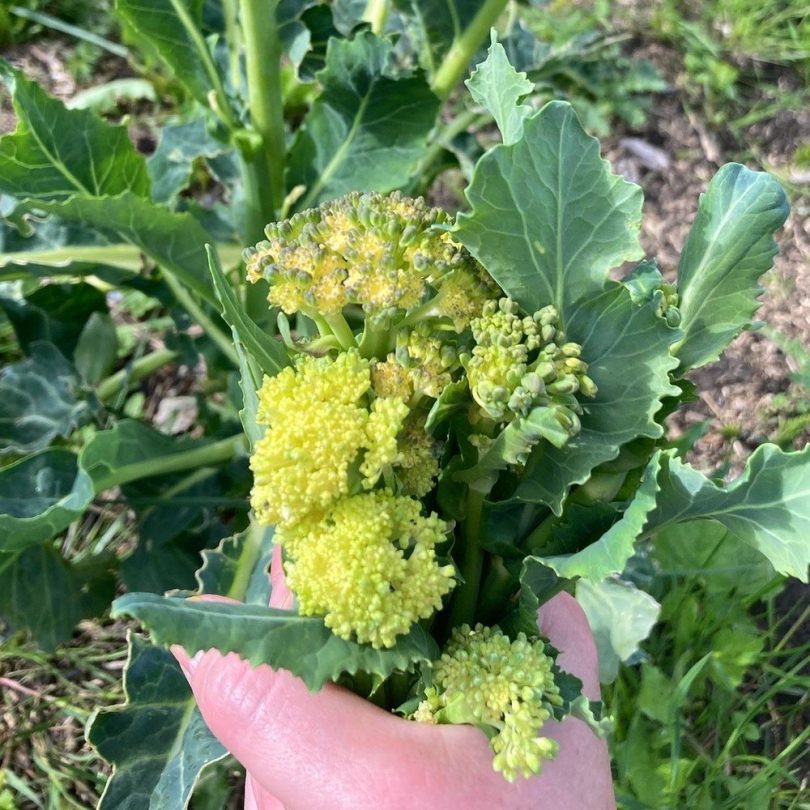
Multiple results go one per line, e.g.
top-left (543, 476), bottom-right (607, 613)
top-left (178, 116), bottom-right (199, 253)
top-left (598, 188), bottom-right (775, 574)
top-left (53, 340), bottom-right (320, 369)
top-left (360, 397), bottom-right (409, 487)
top-left (250, 352), bottom-right (371, 525)
top-left (414, 624), bottom-right (563, 781)
top-left (280, 491), bottom-right (455, 648)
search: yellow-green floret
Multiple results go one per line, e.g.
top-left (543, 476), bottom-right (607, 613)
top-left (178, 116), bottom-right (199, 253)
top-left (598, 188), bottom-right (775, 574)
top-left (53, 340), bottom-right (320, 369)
top-left (250, 351), bottom-right (409, 525)
top-left (279, 491), bottom-right (455, 648)
top-left (243, 191), bottom-right (494, 328)
top-left (413, 624), bottom-right (564, 781)
top-left (462, 298), bottom-right (597, 437)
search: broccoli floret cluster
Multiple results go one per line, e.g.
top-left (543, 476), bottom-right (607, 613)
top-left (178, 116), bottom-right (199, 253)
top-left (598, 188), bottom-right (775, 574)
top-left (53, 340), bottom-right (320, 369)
top-left (280, 491), bottom-right (454, 648)
top-left (244, 191), bottom-right (494, 329)
top-left (413, 624), bottom-right (564, 781)
top-left (462, 298), bottom-right (597, 438)
top-left (250, 350), bottom-right (452, 647)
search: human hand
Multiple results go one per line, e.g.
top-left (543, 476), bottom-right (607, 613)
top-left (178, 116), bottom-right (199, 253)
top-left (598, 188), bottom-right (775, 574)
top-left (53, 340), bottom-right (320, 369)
top-left (172, 551), bottom-right (616, 810)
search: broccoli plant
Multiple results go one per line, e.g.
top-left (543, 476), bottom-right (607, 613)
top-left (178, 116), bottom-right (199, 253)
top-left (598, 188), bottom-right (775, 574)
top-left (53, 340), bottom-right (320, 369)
top-left (93, 39), bottom-right (810, 806)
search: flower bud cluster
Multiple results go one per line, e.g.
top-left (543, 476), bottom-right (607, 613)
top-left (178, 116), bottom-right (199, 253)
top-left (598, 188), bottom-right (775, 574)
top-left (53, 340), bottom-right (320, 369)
top-left (413, 624), bottom-right (564, 781)
top-left (462, 298), bottom-right (597, 438)
top-left (249, 350), bottom-right (452, 647)
top-left (244, 191), bottom-right (492, 328)
top-left (280, 491), bottom-right (454, 649)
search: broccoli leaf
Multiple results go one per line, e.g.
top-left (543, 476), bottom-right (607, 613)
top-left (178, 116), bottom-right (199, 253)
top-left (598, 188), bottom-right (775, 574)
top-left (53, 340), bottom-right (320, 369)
top-left (0, 342), bottom-right (89, 454)
top-left (288, 31), bottom-right (439, 209)
top-left (542, 451), bottom-right (663, 580)
top-left (575, 577), bottom-right (661, 683)
top-left (116, 0), bottom-right (225, 110)
top-left (466, 31), bottom-right (533, 145)
top-left (644, 445), bottom-right (810, 582)
top-left (207, 246), bottom-right (291, 379)
top-left (0, 60), bottom-right (150, 201)
top-left (0, 545), bottom-right (115, 649)
top-left (513, 284), bottom-right (680, 514)
top-left (404, 0), bottom-right (490, 76)
top-left (455, 100), bottom-right (643, 318)
top-left (90, 636), bottom-right (229, 810)
top-left (674, 164), bottom-right (789, 371)
top-left (0, 449), bottom-right (95, 551)
top-left (19, 193), bottom-right (218, 306)
top-left (90, 526), bottom-right (272, 810)
top-left (113, 593), bottom-right (440, 692)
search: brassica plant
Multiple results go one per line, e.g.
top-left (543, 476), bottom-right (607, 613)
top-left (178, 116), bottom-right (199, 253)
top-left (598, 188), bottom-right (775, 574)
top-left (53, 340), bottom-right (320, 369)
top-left (90, 39), bottom-right (809, 805)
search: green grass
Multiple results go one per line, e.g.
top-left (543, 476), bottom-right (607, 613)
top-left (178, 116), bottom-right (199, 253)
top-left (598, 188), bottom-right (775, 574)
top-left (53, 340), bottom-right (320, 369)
top-left (609, 536), bottom-right (810, 809)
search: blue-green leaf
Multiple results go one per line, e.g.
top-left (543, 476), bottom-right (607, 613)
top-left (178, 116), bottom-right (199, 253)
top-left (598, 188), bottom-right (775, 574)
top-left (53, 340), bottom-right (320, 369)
top-left (543, 451), bottom-right (663, 581)
top-left (289, 32), bottom-right (440, 209)
top-left (575, 577), bottom-right (661, 683)
top-left (644, 445), bottom-right (810, 582)
top-left (0, 60), bottom-right (150, 200)
top-left (0, 449), bottom-right (94, 551)
top-left (22, 193), bottom-right (217, 305)
top-left (465, 31), bottom-right (533, 145)
top-left (115, 0), bottom-right (226, 110)
top-left (148, 118), bottom-right (231, 204)
top-left (0, 342), bottom-right (89, 454)
top-left (89, 637), bottom-right (228, 810)
top-left (112, 593), bottom-right (440, 692)
top-left (91, 524), bottom-right (273, 810)
top-left (455, 101), bottom-right (643, 318)
top-left (674, 164), bottom-right (789, 370)
top-left (0, 545), bottom-right (115, 649)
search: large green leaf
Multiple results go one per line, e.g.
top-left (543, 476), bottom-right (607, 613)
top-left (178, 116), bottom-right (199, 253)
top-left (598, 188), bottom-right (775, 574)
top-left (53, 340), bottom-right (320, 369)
top-left (195, 523), bottom-right (274, 605)
top-left (148, 118), bottom-right (231, 204)
top-left (575, 577), bottom-right (661, 683)
top-left (116, 0), bottom-right (226, 110)
top-left (0, 281), bottom-right (107, 355)
top-left (0, 545), bottom-right (115, 649)
top-left (465, 32), bottom-right (533, 145)
top-left (653, 522), bottom-right (775, 598)
top-left (0, 342), bottom-right (88, 454)
top-left (513, 284), bottom-right (680, 513)
top-left (644, 445), bottom-right (810, 582)
top-left (289, 31), bottom-right (440, 209)
top-left (90, 637), bottom-right (229, 810)
top-left (23, 193), bottom-right (217, 305)
top-left (543, 451), bottom-right (663, 581)
top-left (0, 449), bottom-right (94, 551)
top-left (674, 164), bottom-right (789, 371)
top-left (112, 593), bottom-right (440, 691)
top-left (207, 246), bottom-right (290, 378)
top-left (454, 101), bottom-right (644, 318)
top-left (0, 60), bottom-right (149, 200)
top-left (91, 526), bottom-right (271, 810)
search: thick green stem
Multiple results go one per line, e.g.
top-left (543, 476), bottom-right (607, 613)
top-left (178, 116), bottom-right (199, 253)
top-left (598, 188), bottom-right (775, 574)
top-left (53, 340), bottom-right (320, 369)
top-left (96, 348), bottom-right (178, 402)
top-left (362, 0), bottom-right (388, 33)
top-left (240, 0), bottom-right (286, 233)
top-left (446, 488), bottom-right (486, 629)
top-left (477, 555), bottom-right (516, 623)
top-left (358, 322), bottom-right (394, 359)
top-left (522, 512), bottom-right (555, 555)
top-left (226, 519), bottom-right (266, 600)
top-left (162, 273), bottom-right (240, 366)
top-left (92, 435), bottom-right (245, 493)
top-left (323, 312), bottom-right (358, 351)
top-left (407, 108), bottom-right (485, 195)
top-left (430, 0), bottom-right (509, 100)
